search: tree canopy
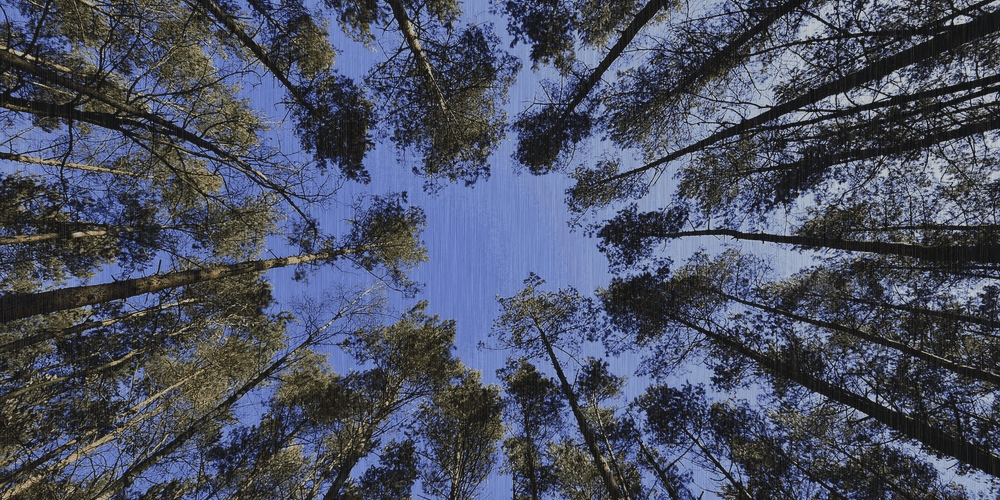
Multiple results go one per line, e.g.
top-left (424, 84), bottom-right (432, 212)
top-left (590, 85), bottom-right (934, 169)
top-left (4, 0), bottom-right (1000, 498)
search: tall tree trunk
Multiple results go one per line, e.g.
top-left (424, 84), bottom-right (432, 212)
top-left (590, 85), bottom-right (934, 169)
top-left (189, 0), bottom-right (312, 113)
top-left (320, 426), bottom-right (378, 500)
top-left (651, 227), bottom-right (1000, 265)
top-left (530, 318), bottom-right (625, 500)
top-left (0, 228), bottom-right (119, 246)
top-left (630, 427), bottom-right (683, 500)
top-left (384, 0), bottom-right (450, 118)
top-left (671, 315), bottom-right (1000, 478)
top-left (681, 427), bottom-right (752, 500)
top-left (702, 286), bottom-right (1000, 386)
top-left (799, 290), bottom-right (1000, 332)
top-left (638, 0), bottom-right (809, 118)
top-left (526, 414), bottom-right (540, 500)
top-left (0, 50), bottom-right (314, 226)
top-left (1, 323), bottom-right (198, 405)
top-left (0, 152), bottom-right (144, 177)
top-left (0, 248), bottom-right (356, 324)
top-left (556, 0), bottom-right (675, 124)
top-left (0, 369), bottom-right (204, 499)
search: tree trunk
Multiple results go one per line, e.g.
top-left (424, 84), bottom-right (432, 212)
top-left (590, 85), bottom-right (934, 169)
top-left (705, 286), bottom-right (1000, 386)
top-left (0, 369), bottom-right (204, 499)
top-left (0, 249), bottom-right (353, 324)
top-left (800, 290), bottom-right (1000, 333)
top-left (645, 0), bottom-right (809, 116)
top-left (681, 427), bottom-right (752, 500)
top-left (531, 317), bottom-right (625, 500)
top-left (1, 323), bottom-right (199, 405)
top-left (88, 311), bottom-right (346, 500)
top-left (652, 227), bottom-right (1000, 265)
top-left (384, 0), bottom-right (450, 118)
top-left (0, 152), bottom-right (144, 177)
top-left (189, 0), bottom-right (312, 113)
top-left (0, 298), bottom-right (196, 354)
top-left (557, 0), bottom-right (675, 124)
top-left (320, 429), bottom-right (376, 500)
top-left (672, 315), bottom-right (1000, 478)
top-left (631, 428), bottom-right (683, 500)
top-left (526, 415), bottom-right (540, 500)
top-left (0, 53), bottom-right (315, 226)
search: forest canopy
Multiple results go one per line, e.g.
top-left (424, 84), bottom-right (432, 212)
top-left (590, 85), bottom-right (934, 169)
top-left (2, 0), bottom-right (1000, 498)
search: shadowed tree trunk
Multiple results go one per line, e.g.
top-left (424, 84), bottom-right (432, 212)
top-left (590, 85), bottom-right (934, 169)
top-left (643, 227), bottom-right (1000, 265)
top-left (531, 315), bottom-right (625, 500)
top-left (0, 249), bottom-right (357, 323)
top-left (672, 314), bottom-right (1000, 478)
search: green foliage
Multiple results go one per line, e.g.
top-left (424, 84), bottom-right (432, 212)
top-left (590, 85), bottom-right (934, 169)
top-left (418, 369), bottom-right (505, 500)
top-left (292, 72), bottom-right (376, 183)
top-left (369, 24), bottom-right (520, 188)
top-left (494, 273), bottom-right (601, 355)
top-left (497, 0), bottom-right (643, 73)
top-left (498, 0), bottom-right (576, 72)
top-left (358, 440), bottom-right (419, 500)
top-left (343, 193), bottom-right (428, 292)
top-left (512, 106), bottom-right (592, 175)
top-left (593, 204), bottom-right (688, 272)
top-left (499, 358), bottom-right (563, 500)
top-left (0, 174), bottom-right (118, 292)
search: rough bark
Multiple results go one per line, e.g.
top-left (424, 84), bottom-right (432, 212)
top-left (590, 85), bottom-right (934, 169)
top-left (672, 315), bottom-right (1000, 478)
top-left (531, 317), bottom-right (625, 500)
top-left (650, 228), bottom-right (1000, 265)
top-left (0, 249), bottom-right (352, 324)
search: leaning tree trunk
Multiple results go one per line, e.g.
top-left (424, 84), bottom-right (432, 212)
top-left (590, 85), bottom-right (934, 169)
top-left (653, 228), bottom-right (1000, 265)
top-left (532, 318), bottom-right (625, 500)
top-left (671, 315), bottom-right (1000, 478)
top-left (800, 290), bottom-right (1000, 332)
top-left (385, 0), bottom-right (450, 118)
top-left (0, 249), bottom-right (355, 324)
top-left (0, 369), bottom-right (205, 500)
top-left (0, 298), bottom-right (197, 354)
top-left (557, 0), bottom-right (676, 124)
top-left (88, 310), bottom-right (346, 500)
top-left (190, 0), bottom-right (313, 112)
top-left (698, 285), bottom-right (1000, 386)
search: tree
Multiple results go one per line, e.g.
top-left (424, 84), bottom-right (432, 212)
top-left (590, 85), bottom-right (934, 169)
top-left (493, 274), bottom-right (629, 500)
top-left (498, 358), bottom-right (563, 500)
top-left (507, 0), bottom-right (674, 173)
top-left (356, 440), bottom-right (419, 500)
top-left (639, 382), bottom-right (974, 499)
top-left (326, 0), bottom-right (521, 188)
top-left (599, 256), bottom-right (1000, 479)
top-left (0, 193), bottom-right (426, 324)
top-left (1, 274), bottom-right (295, 499)
top-left (417, 368), bottom-right (504, 500)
